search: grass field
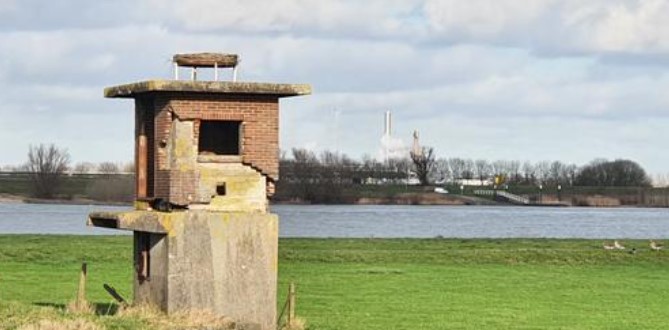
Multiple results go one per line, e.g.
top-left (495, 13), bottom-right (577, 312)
top-left (0, 236), bottom-right (668, 329)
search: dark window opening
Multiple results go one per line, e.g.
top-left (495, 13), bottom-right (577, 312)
top-left (216, 183), bottom-right (226, 196)
top-left (199, 121), bottom-right (241, 155)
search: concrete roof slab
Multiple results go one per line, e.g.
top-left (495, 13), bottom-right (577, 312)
top-left (104, 80), bottom-right (311, 98)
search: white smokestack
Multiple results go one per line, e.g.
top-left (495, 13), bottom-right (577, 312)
top-left (378, 110), bottom-right (408, 162)
top-left (412, 130), bottom-right (422, 156)
top-left (384, 110), bottom-right (392, 137)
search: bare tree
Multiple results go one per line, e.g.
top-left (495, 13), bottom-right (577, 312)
top-left (388, 157), bottom-right (412, 175)
top-left (73, 162), bottom-right (95, 174)
top-left (474, 159), bottom-right (491, 185)
top-left (289, 148), bottom-right (321, 201)
top-left (522, 161), bottom-right (536, 184)
top-left (1, 164), bottom-right (22, 172)
top-left (565, 164), bottom-right (578, 186)
top-left (463, 159), bottom-right (475, 179)
top-left (433, 158), bottom-right (451, 183)
top-left (535, 161), bottom-right (551, 185)
top-left (509, 160), bottom-right (521, 183)
top-left (25, 144), bottom-right (71, 198)
top-left (491, 160), bottom-right (511, 180)
top-left (410, 147), bottom-right (436, 186)
top-left (360, 154), bottom-right (382, 182)
top-left (98, 162), bottom-right (120, 175)
top-left (122, 161), bottom-right (136, 174)
top-left (320, 150), bottom-right (354, 185)
top-left (448, 158), bottom-right (466, 180)
top-left (549, 161), bottom-right (565, 185)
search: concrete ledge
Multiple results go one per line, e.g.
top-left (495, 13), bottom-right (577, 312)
top-left (88, 211), bottom-right (170, 233)
top-left (104, 80), bottom-right (311, 98)
top-left (88, 210), bottom-right (278, 234)
top-left (197, 154), bottom-right (243, 163)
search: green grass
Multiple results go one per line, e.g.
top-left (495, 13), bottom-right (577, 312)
top-left (1, 236), bottom-right (668, 329)
top-left (0, 175), bottom-right (90, 197)
top-left (0, 174), bottom-right (132, 199)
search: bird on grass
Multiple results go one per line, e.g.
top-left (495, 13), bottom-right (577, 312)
top-left (650, 240), bottom-right (664, 251)
top-left (614, 240), bottom-right (625, 250)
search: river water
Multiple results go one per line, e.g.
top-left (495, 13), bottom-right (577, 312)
top-left (0, 202), bottom-right (668, 238)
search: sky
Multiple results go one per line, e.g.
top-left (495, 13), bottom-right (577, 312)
top-left (0, 0), bottom-right (668, 175)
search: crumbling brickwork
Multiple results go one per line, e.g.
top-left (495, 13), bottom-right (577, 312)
top-left (160, 93), bottom-right (279, 180)
top-left (135, 93), bottom-right (279, 202)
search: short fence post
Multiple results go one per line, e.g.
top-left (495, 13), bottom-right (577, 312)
top-left (287, 282), bottom-right (296, 326)
top-left (77, 262), bottom-right (87, 308)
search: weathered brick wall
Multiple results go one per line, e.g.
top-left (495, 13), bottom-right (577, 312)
top-left (153, 96), bottom-right (173, 201)
top-left (158, 93), bottom-right (279, 180)
top-left (157, 169), bottom-right (198, 205)
top-left (134, 93), bottom-right (279, 203)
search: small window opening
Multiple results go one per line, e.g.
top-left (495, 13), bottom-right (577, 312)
top-left (216, 183), bottom-right (227, 196)
top-left (199, 121), bottom-right (241, 155)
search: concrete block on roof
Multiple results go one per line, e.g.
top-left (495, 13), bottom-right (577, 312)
top-left (173, 53), bottom-right (239, 68)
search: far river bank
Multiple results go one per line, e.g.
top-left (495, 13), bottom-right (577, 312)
top-left (3, 192), bottom-right (667, 208)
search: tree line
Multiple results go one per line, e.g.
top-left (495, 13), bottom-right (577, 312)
top-left (5, 144), bottom-right (134, 200)
top-left (278, 148), bottom-right (652, 201)
top-left (6, 144), bottom-right (653, 202)
top-left (2, 159), bottom-right (134, 175)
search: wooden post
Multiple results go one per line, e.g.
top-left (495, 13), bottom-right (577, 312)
top-left (103, 283), bottom-right (128, 307)
top-left (287, 282), bottom-right (296, 325)
top-left (77, 262), bottom-right (87, 307)
top-left (135, 105), bottom-right (148, 199)
top-left (137, 135), bottom-right (147, 198)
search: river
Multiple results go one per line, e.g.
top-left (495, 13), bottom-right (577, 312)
top-left (0, 202), bottom-right (667, 238)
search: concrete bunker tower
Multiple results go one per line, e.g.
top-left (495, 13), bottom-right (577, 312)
top-left (88, 53), bottom-right (310, 329)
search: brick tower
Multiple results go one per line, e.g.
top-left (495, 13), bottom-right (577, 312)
top-left (89, 53), bottom-right (310, 329)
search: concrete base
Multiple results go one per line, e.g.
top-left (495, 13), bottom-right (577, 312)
top-left (89, 211), bottom-right (278, 330)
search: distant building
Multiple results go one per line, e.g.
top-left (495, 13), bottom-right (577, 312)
top-left (453, 178), bottom-right (493, 186)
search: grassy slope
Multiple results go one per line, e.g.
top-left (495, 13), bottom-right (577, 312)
top-left (1, 236), bottom-right (668, 329)
top-left (0, 175), bottom-right (93, 197)
top-left (279, 239), bottom-right (669, 330)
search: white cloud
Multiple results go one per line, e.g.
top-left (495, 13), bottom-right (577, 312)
top-left (0, 0), bottom-right (668, 175)
top-left (423, 0), bottom-right (669, 55)
top-left (423, 0), bottom-right (551, 38)
top-left (135, 0), bottom-right (669, 56)
top-left (140, 0), bottom-right (421, 38)
top-left (585, 0), bottom-right (669, 53)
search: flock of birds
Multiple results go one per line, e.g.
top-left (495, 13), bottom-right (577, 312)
top-left (603, 240), bottom-right (663, 253)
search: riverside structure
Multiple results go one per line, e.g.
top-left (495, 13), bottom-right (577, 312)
top-left (88, 53), bottom-right (310, 329)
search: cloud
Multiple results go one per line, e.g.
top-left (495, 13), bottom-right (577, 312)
top-left (423, 0), bottom-right (669, 56)
top-left (579, 0), bottom-right (669, 53)
top-left (124, 0), bottom-right (669, 57)
top-left (0, 26), bottom-right (173, 86)
top-left (139, 0), bottom-right (422, 39)
top-left (0, 0), bottom-right (668, 176)
top-left (423, 0), bottom-right (551, 39)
